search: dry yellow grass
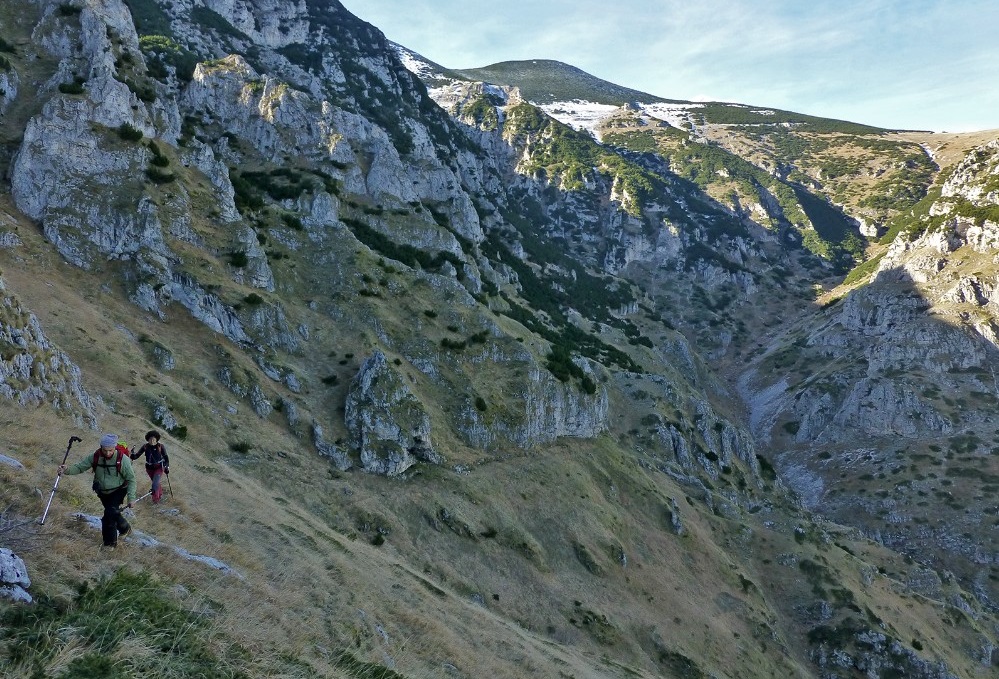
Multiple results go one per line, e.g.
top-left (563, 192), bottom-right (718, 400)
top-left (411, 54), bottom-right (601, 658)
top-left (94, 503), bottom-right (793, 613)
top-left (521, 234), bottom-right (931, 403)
top-left (2, 182), bottom-right (997, 678)
top-left (890, 128), bottom-right (999, 169)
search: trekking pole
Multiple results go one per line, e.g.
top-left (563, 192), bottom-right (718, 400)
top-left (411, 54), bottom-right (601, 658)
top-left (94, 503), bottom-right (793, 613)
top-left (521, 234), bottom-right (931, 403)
top-left (166, 471), bottom-right (174, 499)
top-left (134, 491), bottom-right (152, 504)
top-left (40, 436), bottom-right (83, 525)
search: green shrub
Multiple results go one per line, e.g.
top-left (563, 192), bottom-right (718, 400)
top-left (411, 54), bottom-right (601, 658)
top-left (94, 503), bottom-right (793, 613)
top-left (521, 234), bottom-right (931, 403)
top-left (138, 35), bottom-right (199, 82)
top-left (243, 293), bottom-right (264, 305)
top-left (229, 441), bottom-right (251, 454)
top-left (281, 213), bottom-right (303, 230)
top-left (462, 95), bottom-right (501, 130)
top-left (756, 454), bottom-right (777, 482)
top-left (474, 396), bottom-right (487, 412)
top-left (123, 0), bottom-right (172, 36)
top-left (0, 55), bottom-right (10, 72)
top-left (191, 6), bottom-right (249, 40)
top-left (144, 167), bottom-right (175, 184)
top-left (228, 251), bottom-right (248, 267)
top-left (58, 78), bottom-right (85, 94)
top-left (117, 123), bottom-right (143, 141)
top-left (124, 78), bottom-right (156, 102)
top-left (229, 172), bottom-right (264, 212)
top-left (341, 216), bottom-right (465, 279)
top-left (546, 345), bottom-right (584, 382)
top-left (238, 168), bottom-right (313, 202)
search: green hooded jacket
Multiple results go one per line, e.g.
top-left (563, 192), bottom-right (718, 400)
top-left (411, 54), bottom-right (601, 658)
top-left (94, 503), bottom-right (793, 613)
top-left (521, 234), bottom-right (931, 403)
top-left (65, 447), bottom-right (137, 502)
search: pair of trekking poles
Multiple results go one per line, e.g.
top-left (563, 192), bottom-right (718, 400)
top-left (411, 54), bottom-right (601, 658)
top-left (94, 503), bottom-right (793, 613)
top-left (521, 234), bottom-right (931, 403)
top-left (39, 436), bottom-right (173, 525)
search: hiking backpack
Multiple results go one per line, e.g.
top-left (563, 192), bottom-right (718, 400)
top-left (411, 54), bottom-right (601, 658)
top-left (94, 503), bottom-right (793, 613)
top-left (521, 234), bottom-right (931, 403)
top-left (91, 445), bottom-right (128, 476)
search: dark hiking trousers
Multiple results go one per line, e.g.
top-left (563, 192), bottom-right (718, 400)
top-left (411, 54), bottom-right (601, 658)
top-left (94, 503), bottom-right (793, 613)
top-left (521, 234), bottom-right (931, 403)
top-left (98, 485), bottom-right (130, 546)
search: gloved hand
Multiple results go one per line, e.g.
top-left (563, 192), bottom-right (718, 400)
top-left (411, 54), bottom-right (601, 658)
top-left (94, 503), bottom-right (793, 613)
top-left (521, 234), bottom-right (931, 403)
top-left (164, 467), bottom-right (169, 475)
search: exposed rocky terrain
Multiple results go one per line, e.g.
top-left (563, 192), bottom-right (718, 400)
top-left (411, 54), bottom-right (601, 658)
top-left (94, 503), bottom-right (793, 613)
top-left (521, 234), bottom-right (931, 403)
top-left (0, 1), bottom-right (998, 677)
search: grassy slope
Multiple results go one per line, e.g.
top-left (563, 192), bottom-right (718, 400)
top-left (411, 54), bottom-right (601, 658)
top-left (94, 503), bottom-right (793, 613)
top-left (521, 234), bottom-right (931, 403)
top-left (1, 190), bottom-right (995, 678)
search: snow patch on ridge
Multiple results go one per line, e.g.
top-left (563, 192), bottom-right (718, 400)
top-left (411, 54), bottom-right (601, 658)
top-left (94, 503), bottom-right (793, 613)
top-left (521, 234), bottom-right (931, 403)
top-left (538, 100), bottom-right (619, 136)
top-left (395, 48), bottom-right (435, 80)
top-left (540, 101), bottom-right (713, 138)
top-left (639, 102), bottom-right (706, 128)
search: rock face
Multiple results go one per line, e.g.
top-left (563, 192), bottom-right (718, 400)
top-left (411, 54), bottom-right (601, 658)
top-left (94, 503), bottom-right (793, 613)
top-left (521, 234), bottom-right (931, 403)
top-left (345, 351), bottom-right (441, 476)
top-left (811, 627), bottom-right (960, 679)
top-left (0, 277), bottom-right (97, 428)
top-left (501, 364), bottom-right (609, 446)
top-left (736, 137), bottom-right (999, 619)
top-left (742, 141), bottom-right (999, 453)
top-left (0, 67), bottom-right (19, 116)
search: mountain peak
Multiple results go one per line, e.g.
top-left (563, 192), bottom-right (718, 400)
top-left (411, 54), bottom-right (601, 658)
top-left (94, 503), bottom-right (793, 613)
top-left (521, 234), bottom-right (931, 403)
top-left (453, 58), bottom-right (668, 106)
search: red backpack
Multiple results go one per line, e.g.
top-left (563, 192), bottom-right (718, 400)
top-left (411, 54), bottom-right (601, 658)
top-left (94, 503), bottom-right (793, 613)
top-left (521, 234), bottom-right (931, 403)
top-left (91, 445), bottom-right (128, 476)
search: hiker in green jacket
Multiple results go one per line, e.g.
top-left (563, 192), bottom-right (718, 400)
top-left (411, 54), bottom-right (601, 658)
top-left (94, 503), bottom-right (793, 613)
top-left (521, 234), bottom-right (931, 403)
top-left (58, 433), bottom-right (137, 547)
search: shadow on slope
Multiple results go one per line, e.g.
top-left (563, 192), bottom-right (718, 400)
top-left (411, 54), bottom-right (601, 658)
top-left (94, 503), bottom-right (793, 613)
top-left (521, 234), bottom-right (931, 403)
top-left (743, 263), bottom-right (999, 615)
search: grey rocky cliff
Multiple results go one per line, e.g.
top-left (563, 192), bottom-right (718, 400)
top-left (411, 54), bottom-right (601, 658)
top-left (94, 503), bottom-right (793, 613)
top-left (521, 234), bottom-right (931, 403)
top-left (737, 136), bottom-right (999, 615)
top-left (0, 2), bottom-right (996, 674)
top-left (811, 627), bottom-right (959, 679)
top-left (181, 55), bottom-right (483, 248)
top-left (385, 309), bottom-right (611, 452)
top-left (0, 67), bottom-right (18, 116)
top-left (411, 63), bottom-right (776, 294)
top-left (464, 360), bottom-right (610, 450)
top-left (8, 0), bottom-right (258, 349)
top-left (742, 264), bottom-right (991, 450)
top-left (0, 276), bottom-right (98, 428)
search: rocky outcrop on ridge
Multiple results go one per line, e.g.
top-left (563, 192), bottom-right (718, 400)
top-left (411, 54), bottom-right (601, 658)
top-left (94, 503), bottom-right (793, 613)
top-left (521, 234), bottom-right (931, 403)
top-left (344, 350), bottom-right (440, 476)
top-left (0, 276), bottom-right (97, 428)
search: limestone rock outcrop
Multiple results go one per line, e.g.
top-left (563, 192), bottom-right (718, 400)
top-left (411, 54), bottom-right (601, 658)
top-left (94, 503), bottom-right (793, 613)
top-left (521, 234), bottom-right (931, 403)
top-left (0, 548), bottom-right (31, 604)
top-left (0, 277), bottom-right (97, 428)
top-left (345, 351), bottom-right (441, 476)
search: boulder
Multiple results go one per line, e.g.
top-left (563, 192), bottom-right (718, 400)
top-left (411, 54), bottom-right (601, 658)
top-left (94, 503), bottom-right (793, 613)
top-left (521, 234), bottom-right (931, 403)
top-left (0, 548), bottom-right (31, 603)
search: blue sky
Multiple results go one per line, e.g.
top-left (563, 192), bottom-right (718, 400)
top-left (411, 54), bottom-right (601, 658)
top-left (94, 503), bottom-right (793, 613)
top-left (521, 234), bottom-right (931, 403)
top-left (338, 0), bottom-right (999, 133)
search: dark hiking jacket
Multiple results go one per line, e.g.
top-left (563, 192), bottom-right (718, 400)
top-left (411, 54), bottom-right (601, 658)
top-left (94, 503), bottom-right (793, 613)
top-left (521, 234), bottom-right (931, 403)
top-left (132, 442), bottom-right (169, 469)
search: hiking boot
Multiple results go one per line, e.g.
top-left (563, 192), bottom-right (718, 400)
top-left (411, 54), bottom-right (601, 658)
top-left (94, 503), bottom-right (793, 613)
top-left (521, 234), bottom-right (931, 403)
top-left (119, 523), bottom-right (131, 537)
